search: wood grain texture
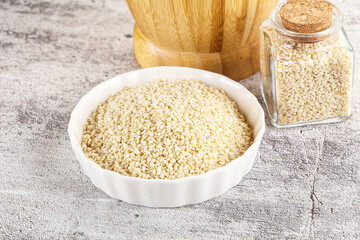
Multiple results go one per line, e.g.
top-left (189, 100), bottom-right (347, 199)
top-left (0, 0), bottom-right (359, 239)
top-left (127, 0), bottom-right (278, 81)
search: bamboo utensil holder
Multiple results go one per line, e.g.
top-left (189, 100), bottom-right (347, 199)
top-left (126, 0), bottom-right (278, 81)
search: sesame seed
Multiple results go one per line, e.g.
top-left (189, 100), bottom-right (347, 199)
top-left (81, 79), bottom-right (253, 179)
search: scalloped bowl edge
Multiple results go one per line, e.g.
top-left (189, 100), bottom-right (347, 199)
top-left (68, 67), bottom-right (265, 207)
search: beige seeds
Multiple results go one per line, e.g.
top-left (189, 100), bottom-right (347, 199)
top-left (261, 27), bottom-right (353, 125)
top-left (81, 79), bottom-right (253, 180)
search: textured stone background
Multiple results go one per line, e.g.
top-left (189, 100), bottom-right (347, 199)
top-left (0, 0), bottom-right (359, 239)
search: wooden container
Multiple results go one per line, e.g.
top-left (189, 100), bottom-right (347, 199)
top-left (126, 0), bottom-right (278, 81)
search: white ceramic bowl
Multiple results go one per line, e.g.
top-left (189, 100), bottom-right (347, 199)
top-left (68, 67), bottom-right (265, 207)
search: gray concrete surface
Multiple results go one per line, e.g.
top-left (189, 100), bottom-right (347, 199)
top-left (0, 0), bottom-right (359, 239)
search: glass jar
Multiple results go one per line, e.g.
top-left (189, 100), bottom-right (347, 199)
top-left (259, 1), bottom-right (354, 128)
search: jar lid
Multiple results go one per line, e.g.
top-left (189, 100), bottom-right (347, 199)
top-left (279, 0), bottom-right (333, 33)
top-left (270, 0), bottom-right (343, 43)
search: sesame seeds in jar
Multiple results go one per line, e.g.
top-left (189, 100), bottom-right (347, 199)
top-left (259, 0), bottom-right (354, 127)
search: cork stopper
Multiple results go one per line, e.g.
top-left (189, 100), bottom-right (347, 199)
top-left (279, 0), bottom-right (333, 33)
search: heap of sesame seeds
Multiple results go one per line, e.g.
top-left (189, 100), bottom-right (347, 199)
top-left (81, 79), bottom-right (253, 179)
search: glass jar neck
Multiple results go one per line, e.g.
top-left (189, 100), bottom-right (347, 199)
top-left (270, 1), bottom-right (343, 43)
